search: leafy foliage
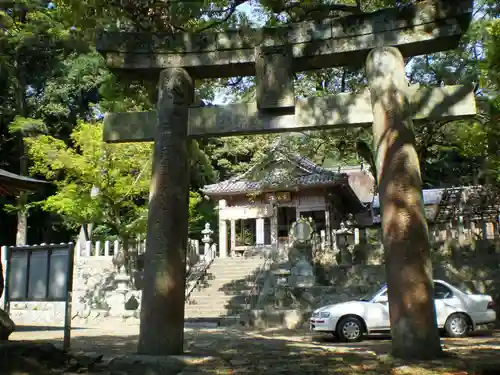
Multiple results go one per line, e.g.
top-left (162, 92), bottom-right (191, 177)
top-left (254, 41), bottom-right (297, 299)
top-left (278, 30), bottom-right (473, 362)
top-left (0, 0), bottom-right (498, 242)
top-left (26, 121), bottom-right (152, 238)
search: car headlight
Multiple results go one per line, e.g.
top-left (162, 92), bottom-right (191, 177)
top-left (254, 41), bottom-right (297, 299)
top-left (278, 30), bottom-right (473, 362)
top-left (320, 312), bottom-right (331, 318)
top-left (311, 312), bottom-right (319, 318)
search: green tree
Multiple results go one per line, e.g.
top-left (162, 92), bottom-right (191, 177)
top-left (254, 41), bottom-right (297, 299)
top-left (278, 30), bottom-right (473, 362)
top-left (26, 121), bottom-right (153, 247)
top-left (0, 1), bottom-right (113, 245)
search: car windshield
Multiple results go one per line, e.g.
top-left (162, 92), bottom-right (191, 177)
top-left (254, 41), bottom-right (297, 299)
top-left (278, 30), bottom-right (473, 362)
top-left (359, 284), bottom-right (386, 302)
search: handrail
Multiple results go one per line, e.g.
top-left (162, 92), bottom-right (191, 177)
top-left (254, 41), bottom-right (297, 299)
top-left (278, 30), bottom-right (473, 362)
top-left (244, 247), bottom-right (272, 312)
top-left (185, 244), bottom-right (217, 299)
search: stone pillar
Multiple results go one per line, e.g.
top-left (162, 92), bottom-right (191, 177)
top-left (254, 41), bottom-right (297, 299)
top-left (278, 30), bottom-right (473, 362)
top-left (457, 216), bottom-right (465, 243)
top-left (271, 209), bottom-right (278, 247)
top-left (481, 219), bottom-right (488, 240)
top-left (138, 68), bottom-right (193, 356)
top-left (218, 220), bottom-right (227, 258)
top-left (256, 218), bottom-right (265, 245)
top-left (358, 228), bottom-right (367, 244)
top-left (230, 220), bottom-right (236, 254)
top-left (218, 200), bottom-right (228, 258)
top-left (325, 209), bottom-right (331, 247)
top-left (366, 47), bottom-right (441, 359)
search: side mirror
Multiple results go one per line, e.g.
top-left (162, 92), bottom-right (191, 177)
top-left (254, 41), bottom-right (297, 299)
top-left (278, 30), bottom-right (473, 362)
top-left (374, 295), bottom-right (388, 304)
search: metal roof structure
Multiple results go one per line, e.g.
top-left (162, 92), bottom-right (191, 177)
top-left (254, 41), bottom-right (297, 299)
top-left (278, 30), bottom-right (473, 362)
top-left (372, 186), bottom-right (500, 224)
top-left (0, 169), bottom-right (47, 196)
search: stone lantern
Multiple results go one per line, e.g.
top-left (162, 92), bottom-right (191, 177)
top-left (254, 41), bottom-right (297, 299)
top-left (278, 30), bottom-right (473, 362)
top-left (201, 222), bottom-right (213, 256)
top-left (335, 221), bottom-right (355, 264)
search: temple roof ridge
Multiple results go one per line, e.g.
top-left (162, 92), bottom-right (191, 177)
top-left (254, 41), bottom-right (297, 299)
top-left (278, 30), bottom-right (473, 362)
top-left (202, 144), bottom-right (348, 196)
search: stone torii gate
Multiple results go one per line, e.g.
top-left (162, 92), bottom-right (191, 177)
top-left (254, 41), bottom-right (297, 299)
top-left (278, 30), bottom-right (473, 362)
top-left (96, 0), bottom-right (475, 358)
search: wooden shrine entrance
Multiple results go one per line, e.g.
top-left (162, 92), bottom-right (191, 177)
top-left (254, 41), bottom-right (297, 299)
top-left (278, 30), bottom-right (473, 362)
top-left (96, 0), bottom-right (475, 358)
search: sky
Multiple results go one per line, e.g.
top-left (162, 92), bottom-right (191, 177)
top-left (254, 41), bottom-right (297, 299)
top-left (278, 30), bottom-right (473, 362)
top-left (212, 2), bottom-right (263, 104)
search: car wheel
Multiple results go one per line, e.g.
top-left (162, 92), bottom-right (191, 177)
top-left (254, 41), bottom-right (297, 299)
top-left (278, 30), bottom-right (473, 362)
top-left (336, 316), bottom-right (364, 342)
top-left (445, 313), bottom-right (469, 338)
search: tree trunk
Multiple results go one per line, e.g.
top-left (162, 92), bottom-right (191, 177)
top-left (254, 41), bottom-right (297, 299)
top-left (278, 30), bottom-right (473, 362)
top-left (137, 68), bottom-right (193, 356)
top-left (366, 47), bottom-right (442, 360)
top-left (15, 200), bottom-right (28, 246)
top-left (15, 17), bottom-right (28, 247)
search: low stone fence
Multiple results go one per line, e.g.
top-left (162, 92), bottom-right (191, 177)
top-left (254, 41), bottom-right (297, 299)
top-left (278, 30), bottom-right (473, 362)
top-left (4, 238), bottom-right (500, 326)
top-left (2, 238), bottom-right (201, 325)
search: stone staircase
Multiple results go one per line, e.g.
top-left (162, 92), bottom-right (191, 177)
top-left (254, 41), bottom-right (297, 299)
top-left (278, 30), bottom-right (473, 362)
top-left (185, 255), bottom-right (267, 322)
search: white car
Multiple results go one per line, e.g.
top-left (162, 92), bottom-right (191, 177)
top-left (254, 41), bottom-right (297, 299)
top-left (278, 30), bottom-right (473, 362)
top-left (310, 279), bottom-right (497, 342)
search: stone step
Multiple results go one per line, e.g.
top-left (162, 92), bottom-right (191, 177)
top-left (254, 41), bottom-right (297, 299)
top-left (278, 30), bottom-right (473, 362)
top-left (186, 301), bottom-right (249, 308)
top-left (205, 274), bottom-right (259, 279)
top-left (209, 264), bottom-right (263, 269)
top-left (184, 256), bottom-right (268, 318)
top-left (185, 303), bottom-right (250, 310)
top-left (191, 287), bottom-right (259, 293)
top-left (210, 261), bottom-right (263, 266)
top-left (207, 269), bottom-right (262, 274)
top-left (185, 311), bottom-right (245, 317)
top-left (186, 295), bottom-right (251, 302)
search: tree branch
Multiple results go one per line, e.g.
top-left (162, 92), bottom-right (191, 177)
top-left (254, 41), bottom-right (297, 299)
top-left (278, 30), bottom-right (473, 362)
top-left (196, 0), bottom-right (250, 32)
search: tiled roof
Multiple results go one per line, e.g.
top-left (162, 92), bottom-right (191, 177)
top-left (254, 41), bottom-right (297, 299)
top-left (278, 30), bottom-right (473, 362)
top-left (202, 149), bottom-right (349, 196)
top-left (203, 172), bottom-right (346, 195)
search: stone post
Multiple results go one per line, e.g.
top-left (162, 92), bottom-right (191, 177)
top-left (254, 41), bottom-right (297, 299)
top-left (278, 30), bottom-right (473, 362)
top-left (138, 68), bottom-right (193, 356)
top-left (218, 199), bottom-right (228, 258)
top-left (481, 219), bottom-right (488, 240)
top-left (230, 220), bottom-right (237, 254)
top-left (256, 218), bottom-right (265, 245)
top-left (359, 228), bottom-right (367, 244)
top-left (324, 209), bottom-right (331, 247)
top-left (366, 46), bottom-right (442, 359)
top-left (271, 211), bottom-right (278, 248)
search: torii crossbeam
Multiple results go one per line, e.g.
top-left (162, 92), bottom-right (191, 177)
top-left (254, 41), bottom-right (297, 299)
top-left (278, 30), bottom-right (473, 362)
top-left (96, 0), bottom-right (475, 358)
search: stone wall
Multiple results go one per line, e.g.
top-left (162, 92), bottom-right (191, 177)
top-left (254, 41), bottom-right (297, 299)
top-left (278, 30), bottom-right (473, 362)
top-left (6, 239), bottom-right (500, 326)
top-left (5, 238), bottom-right (203, 326)
top-left (8, 256), bottom-right (142, 325)
top-left (247, 240), bottom-right (500, 328)
top-left (324, 239), bottom-right (500, 305)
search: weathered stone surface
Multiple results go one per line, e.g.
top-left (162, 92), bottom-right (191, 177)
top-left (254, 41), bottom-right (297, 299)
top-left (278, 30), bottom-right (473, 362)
top-left (96, 0), bottom-right (473, 77)
top-left (107, 354), bottom-right (215, 375)
top-left (246, 308), bottom-right (310, 329)
top-left (11, 240), bottom-right (500, 326)
top-left (138, 68), bottom-right (193, 355)
top-left (103, 85), bottom-right (476, 142)
top-left (255, 45), bottom-right (294, 110)
top-left (290, 259), bottom-right (315, 288)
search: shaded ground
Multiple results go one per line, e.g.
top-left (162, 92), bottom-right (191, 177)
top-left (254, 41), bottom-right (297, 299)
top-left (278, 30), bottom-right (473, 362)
top-left (6, 324), bottom-right (500, 374)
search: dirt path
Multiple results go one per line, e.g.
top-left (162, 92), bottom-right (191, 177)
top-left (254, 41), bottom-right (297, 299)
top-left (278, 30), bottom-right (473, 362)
top-left (9, 324), bottom-right (500, 374)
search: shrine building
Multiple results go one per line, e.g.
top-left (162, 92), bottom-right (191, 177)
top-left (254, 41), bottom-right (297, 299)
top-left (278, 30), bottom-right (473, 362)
top-left (202, 145), bottom-right (500, 259)
top-left (202, 145), bottom-right (375, 258)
